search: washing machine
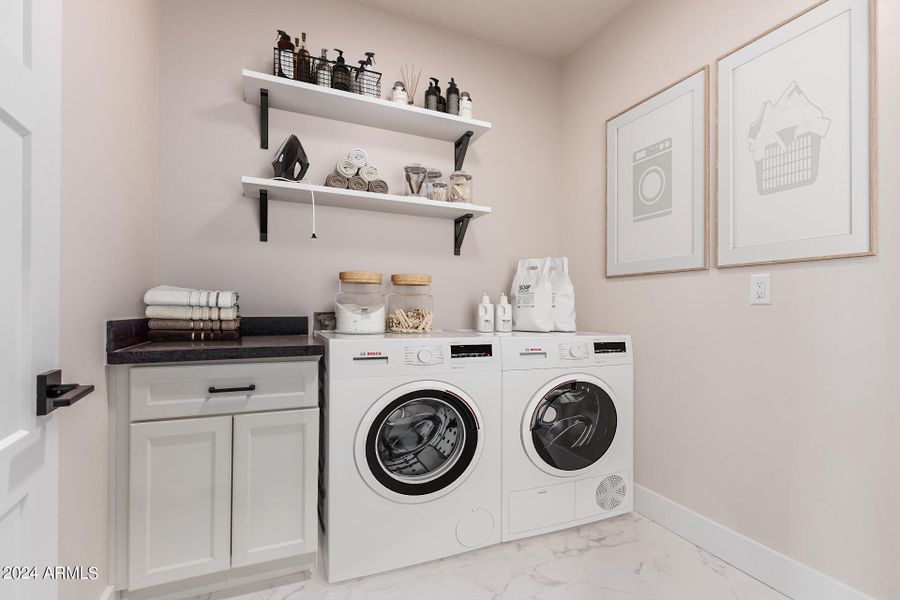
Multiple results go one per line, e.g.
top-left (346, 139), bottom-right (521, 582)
top-left (316, 331), bottom-right (501, 582)
top-left (500, 332), bottom-right (633, 542)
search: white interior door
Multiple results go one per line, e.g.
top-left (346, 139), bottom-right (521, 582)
top-left (0, 1), bottom-right (62, 599)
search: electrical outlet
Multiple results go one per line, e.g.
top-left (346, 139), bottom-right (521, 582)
top-left (750, 273), bottom-right (772, 305)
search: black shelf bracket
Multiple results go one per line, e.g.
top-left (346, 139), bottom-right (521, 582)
top-left (454, 130), bottom-right (473, 171)
top-left (260, 88), bottom-right (269, 149)
top-left (259, 189), bottom-right (268, 242)
top-left (454, 213), bottom-right (473, 256)
top-left (36, 369), bottom-right (94, 417)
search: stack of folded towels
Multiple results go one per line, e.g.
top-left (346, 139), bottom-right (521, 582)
top-left (325, 147), bottom-right (390, 194)
top-left (143, 285), bottom-right (240, 342)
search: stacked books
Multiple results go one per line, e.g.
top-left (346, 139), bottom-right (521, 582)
top-left (143, 285), bottom-right (241, 342)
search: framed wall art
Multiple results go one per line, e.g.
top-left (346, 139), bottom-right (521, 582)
top-left (716, 0), bottom-right (875, 267)
top-left (606, 67), bottom-right (709, 277)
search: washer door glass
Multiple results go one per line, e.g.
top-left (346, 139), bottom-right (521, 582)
top-left (529, 380), bottom-right (617, 472)
top-left (366, 389), bottom-right (479, 496)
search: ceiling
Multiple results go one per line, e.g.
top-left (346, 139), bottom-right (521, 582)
top-left (354, 0), bottom-right (633, 60)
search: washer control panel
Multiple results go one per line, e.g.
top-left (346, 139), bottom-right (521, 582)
top-left (404, 344), bottom-right (445, 366)
top-left (321, 332), bottom-right (499, 377)
top-left (559, 342), bottom-right (591, 360)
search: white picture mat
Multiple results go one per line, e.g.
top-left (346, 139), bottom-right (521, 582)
top-left (606, 69), bottom-right (707, 276)
top-left (717, 0), bottom-right (872, 266)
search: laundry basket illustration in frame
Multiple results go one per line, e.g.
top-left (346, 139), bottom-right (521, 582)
top-left (748, 81), bottom-right (831, 196)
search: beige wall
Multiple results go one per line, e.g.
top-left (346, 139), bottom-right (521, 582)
top-left (55, 0), bottom-right (897, 598)
top-left (59, 0), bottom-right (159, 599)
top-left (560, 1), bottom-right (899, 598)
top-left (155, 0), bottom-right (563, 328)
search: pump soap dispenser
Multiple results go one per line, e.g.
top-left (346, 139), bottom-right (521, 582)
top-left (477, 291), bottom-right (494, 333)
top-left (435, 78), bottom-right (446, 112)
top-left (425, 78), bottom-right (438, 111)
top-left (446, 78), bottom-right (460, 115)
top-left (331, 49), bottom-right (351, 91)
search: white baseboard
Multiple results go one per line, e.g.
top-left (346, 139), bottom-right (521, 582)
top-left (634, 484), bottom-right (872, 600)
top-left (98, 584), bottom-right (115, 600)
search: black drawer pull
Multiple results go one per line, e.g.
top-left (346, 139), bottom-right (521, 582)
top-left (208, 384), bottom-right (256, 394)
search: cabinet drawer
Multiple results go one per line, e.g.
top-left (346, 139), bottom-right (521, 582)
top-left (130, 360), bottom-right (317, 421)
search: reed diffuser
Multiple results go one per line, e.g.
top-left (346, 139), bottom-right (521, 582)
top-left (399, 63), bottom-right (421, 106)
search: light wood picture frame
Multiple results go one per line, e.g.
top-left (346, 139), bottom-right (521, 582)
top-left (716, 0), bottom-right (876, 268)
top-left (605, 67), bottom-right (709, 278)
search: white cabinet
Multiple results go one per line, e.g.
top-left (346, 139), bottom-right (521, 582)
top-left (231, 409), bottom-right (318, 567)
top-left (128, 416), bottom-right (233, 590)
top-left (110, 358), bottom-right (320, 596)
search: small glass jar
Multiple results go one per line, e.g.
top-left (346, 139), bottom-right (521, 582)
top-left (430, 181), bottom-right (448, 201)
top-left (449, 170), bottom-right (473, 202)
top-left (403, 163), bottom-right (427, 196)
top-left (334, 271), bottom-right (385, 334)
top-left (387, 274), bottom-right (434, 333)
top-left (423, 169), bottom-right (442, 198)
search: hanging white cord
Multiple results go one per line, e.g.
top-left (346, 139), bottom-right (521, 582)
top-left (272, 177), bottom-right (318, 238)
top-left (309, 184), bottom-right (317, 239)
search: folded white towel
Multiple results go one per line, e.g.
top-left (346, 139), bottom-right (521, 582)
top-left (144, 285), bottom-right (238, 309)
top-left (347, 148), bottom-right (368, 168)
top-left (358, 165), bottom-right (378, 183)
top-left (146, 305), bottom-right (239, 320)
top-left (335, 158), bottom-right (358, 179)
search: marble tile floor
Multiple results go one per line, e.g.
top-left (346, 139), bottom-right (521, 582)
top-left (198, 512), bottom-right (788, 600)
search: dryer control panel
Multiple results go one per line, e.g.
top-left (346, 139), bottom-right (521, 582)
top-left (501, 334), bottom-right (632, 369)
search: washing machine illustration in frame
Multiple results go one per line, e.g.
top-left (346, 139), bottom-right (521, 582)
top-left (632, 137), bottom-right (672, 222)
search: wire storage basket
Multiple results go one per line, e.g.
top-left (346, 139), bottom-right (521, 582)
top-left (272, 49), bottom-right (383, 98)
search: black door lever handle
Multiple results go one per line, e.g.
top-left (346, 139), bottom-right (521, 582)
top-left (36, 369), bottom-right (94, 416)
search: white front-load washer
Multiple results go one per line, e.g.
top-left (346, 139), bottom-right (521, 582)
top-left (499, 332), bottom-right (633, 542)
top-left (316, 331), bottom-right (501, 582)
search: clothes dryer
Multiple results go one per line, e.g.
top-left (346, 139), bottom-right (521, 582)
top-left (499, 332), bottom-right (633, 541)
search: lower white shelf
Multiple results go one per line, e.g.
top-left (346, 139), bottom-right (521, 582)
top-left (241, 176), bottom-right (491, 254)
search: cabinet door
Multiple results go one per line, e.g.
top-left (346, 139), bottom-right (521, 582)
top-left (128, 416), bottom-right (232, 590)
top-left (231, 409), bottom-right (319, 567)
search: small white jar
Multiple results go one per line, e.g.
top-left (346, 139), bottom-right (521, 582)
top-left (459, 92), bottom-right (472, 119)
top-left (391, 81), bottom-right (408, 104)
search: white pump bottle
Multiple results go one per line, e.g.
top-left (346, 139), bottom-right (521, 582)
top-left (477, 291), bottom-right (494, 333)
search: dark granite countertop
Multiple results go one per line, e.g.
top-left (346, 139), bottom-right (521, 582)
top-left (107, 316), bottom-right (324, 365)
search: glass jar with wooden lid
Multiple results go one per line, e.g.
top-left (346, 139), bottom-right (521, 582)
top-left (387, 274), bottom-right (434, 333)
top-left (335, 271), bottom-right (385, 334)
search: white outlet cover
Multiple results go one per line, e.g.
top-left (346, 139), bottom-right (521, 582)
top-left (750, 273), bottom-right (772, 305)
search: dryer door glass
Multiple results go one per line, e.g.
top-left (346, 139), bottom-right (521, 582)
top-left (530, 380), bottom-right (617, 471)
top-left (366, 389), bottom-right (479, 496)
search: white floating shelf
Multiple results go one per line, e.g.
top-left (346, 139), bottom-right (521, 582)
top-left (242, 69), bottom-right (491, 144)
top-left (242, 177), bottom-right (490, 254)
